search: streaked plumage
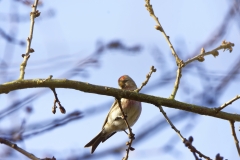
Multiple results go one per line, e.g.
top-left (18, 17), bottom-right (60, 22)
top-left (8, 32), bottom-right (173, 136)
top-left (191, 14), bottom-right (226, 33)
top-left (84, 75), bottom-right (142, 153)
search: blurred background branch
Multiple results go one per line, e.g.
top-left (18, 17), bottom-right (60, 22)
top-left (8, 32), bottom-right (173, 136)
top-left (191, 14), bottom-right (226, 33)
top-left (0, 0), bottom-right (239, 160)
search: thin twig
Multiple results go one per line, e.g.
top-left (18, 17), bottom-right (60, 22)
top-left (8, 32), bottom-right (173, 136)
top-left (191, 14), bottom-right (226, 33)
top-left (116, 98), bottom-right (135, 160)
top-left (169, 40), bottom-right (234, 99)
top-left (144, 0), bottom-right (185, 99)
top-left (229, 121), bottom-right (240, 156)
top-left (158, 105), bottom-right (184, 141)
top-left (19, 0), bottom-right (40, 79)
top-left (184, 40), bottom-right (234, 66)
top-left (0, 137), bottom-right (41, 160)
top-left (118, 66), bottom-right (156, 159)
top-left (215, 95), bottom-right (240, 113)
top-left (50, 88), bottom-right (66, 114)
top-left (145, 0), bottom-right (181, 66)
top-left (135, 66), bottom-right (156, 93)
top-left (158, 105), bottom-right (211, 160)
top-left (145, 1), bottom-right (234, 102)
top-left (169, 68), bottom-right (182, 99)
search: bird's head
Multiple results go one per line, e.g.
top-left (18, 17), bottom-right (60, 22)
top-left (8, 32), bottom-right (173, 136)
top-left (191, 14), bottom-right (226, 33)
top-left (118, 75), bottom-right (137, 90)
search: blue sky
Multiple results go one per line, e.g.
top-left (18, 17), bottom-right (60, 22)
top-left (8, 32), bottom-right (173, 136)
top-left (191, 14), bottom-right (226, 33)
top-left (0, 0), bottom-right (240, 159)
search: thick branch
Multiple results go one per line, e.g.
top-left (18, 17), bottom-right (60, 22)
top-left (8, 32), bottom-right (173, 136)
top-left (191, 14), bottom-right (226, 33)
top-left (1, 79), bottom-right (240, 121)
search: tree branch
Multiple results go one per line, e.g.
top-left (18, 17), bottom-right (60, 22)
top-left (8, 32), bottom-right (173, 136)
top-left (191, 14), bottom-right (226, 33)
top-left (184, 40), bottom-right (234, 66)
top-left (116, 98), bottom-right (135, 160)
top-left (169, 40), bottom-right (234, 100)
top-left (158, 105), bottom-right (211, 159)
top-left (115, 67), bottom-right (156, 159)
top-left (145, 0), bottom-right (181, 66)
top-left (135, 66), bottom-right (156, 92)
top-left (50, 88), bottom-right (66, 114)
top-left (215, 95), bottom-right (240, 113)
top-left (0, 137), bottom-right (41, 160)
top-left (229, 121), bottom-right (240, 156)
top-left (1, 79), bottom-right (240, 121)
top-left (158, 105), bottom-right (184, 141)
top-left (144, 0), bottom-right (186, 101)
top-left (19, 0), bottom-right (40, 79)
top-left (169, 67), bottom-right (182, 99)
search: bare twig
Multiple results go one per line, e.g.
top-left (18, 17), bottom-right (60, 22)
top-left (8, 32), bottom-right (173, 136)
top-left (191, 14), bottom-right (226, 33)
top-left (158, 105), bottom-right (211, 160)
top-left (186, 136), bottom-right (199, 160)
top-left (116, 98), bottom-right (135, 160)
top-left (169, 40), bottom-right (234, 99)
top-left (135, 66), bottom-right (156, 92)
top-left (145, 0), bottom-right (235, 102)
top-left (144, 0), bottom-right (186, 99)
top-left (68, 111), bottom-right (191, 159)
top-left (158, 105), bottom-right (185, 141)
top-left (0, 137), bottom-right (41, 160)
top-left (144, 0), bottom-right (181, 66)
top-left (184, 40), bottom-right (234, 66)
top-left (215, 95), bottom-right (240, 113)
top-left (118, 66), bottom-right (156, 159)
top-left (114, 67), bottom-right (157, 159)
top-left (229, 121), bottom-right (240, 156)
top-left (19, 0), bottom-right (40, 79)
top-left (42, 75), bottom-right (53, 82)
top-left (169, 68), bottom-right (182, 99)
top-left (50, 88), bottom-right (66, 114)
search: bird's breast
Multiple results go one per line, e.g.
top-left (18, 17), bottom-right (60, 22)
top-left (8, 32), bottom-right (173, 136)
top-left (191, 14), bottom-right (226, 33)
top-left (107, 99), bottom-right (141, 130)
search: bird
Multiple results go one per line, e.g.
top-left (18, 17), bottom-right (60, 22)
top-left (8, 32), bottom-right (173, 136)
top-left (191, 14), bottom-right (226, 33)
top-left (84, 75), bottom-right (142, 153)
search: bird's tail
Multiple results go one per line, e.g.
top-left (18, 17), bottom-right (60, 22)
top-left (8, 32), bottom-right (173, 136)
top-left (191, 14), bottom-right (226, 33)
top-left (84, 131), bottom-right (104, 154)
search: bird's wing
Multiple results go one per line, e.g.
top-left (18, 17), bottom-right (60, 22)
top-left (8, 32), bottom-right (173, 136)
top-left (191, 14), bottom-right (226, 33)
top-left (102, 99), bottom-right (118, 129)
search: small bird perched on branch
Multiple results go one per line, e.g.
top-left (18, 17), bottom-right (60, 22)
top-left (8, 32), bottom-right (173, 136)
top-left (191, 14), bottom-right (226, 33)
top-left (84, 75), bottom-right (142, 153)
